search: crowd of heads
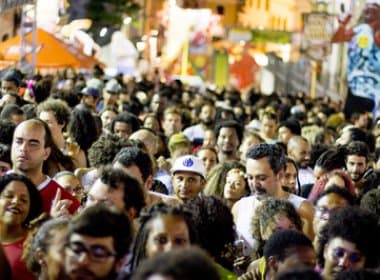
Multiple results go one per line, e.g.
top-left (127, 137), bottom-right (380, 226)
top-left (0, 66), bottom-right (379, 280)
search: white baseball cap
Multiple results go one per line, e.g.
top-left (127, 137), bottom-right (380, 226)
top-left (171, 155), bottom-right (206, 178)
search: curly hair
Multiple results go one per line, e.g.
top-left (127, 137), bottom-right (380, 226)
top-left (183, 196), bottom-right (236, 270)
top-left (246, 143), bottom-right (286, 174)
top-left (36, 98), bottom-right (71, 130)
top-left (251, 198), bottom-right (303, 258)
top-left (88, 134), bottom-right (130, 167)
top-left (215, 120), bottom-right (243, 144)
top-left (203, 160), bottom-right (245, 197)
top-left (130, 203), bottom-right (196, 272)
top-left (111, 112), bottom-right (141, 135)
top-left (317, 206), bottom-right (380, 268)
top-left (360, 188), bottom-right (380, 219)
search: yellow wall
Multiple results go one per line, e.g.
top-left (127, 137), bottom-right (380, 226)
top-left (205, 2), bottom-right (239, 26)
top-left (239, 0), bottom-right (312, 32)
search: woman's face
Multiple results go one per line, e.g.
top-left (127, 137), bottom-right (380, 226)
top-left (145, 214), bottom-right (191, 258)
top-left (261, 214), bottom-right (297, 241)
top-left (223, 169), bottom-right (248, 200)
top-left (197, 149), bottom-right (217, 175)
top-left (0, 180), bottom-right (31, 226)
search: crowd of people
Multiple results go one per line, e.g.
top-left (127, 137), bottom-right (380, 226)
top-left (0, 65), bottom-right (379, 280)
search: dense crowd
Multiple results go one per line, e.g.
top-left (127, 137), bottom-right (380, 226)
top-left (0, 66), bottom-right (379, 280)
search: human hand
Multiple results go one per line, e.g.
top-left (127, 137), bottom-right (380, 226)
top-left (50, 188), bottom-right (72, 218)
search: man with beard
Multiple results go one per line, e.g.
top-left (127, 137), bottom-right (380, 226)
top-left (319, 207), bottom-right (380, 280)
top-left (215, 120), bottom-right (243, 163)
top-left (232, 143), bottom-right (314, 256)
top-left (183, 103), bottom-right (215, 147)
top-left (287, 136), bottom-right (315, 191)
top-left (345, 141), bottom-right (380, 197)
top-left (64, 204), bottom-right (132, 280)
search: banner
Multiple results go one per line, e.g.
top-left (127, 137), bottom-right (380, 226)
top-left (302, 12), bottom-right (334, 61)
top-left (0, 0), bottom-right (33, 12)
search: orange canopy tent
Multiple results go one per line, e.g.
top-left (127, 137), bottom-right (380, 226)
top-left (0, 28), bottom-right (102, 70)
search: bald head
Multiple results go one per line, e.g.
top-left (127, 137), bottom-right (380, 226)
top-left (287, 136), bottom-right (311, 168)
top-left (129, 128), bottom-right (157, 156)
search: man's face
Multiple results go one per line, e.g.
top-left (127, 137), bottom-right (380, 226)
top-left (346, 155), bottom-right (367, 182)
top-left (145, 214), bottom-right (191, 258)
top-left (82, 95), bottom-right (97, 109)
top-left (278, 126), bottom-right (293, 145)
top-left (86, 179), bottom-right (125, 212)
top-left (313, 193), bottom-right (350, 235)
top-left (1, 80), bottom-right (18, 95)
top-left (11, 122), bottom-right (51, 173)
top-left (246, 157), bottom-right (282, 200)
top-left (100, 110), bottom-right (117, 131)
top-left (323, 237), bottom-right (366, 279)
top-left (261, 117), bottom-right (277, 139)
top-left (199, 105), bottom-right (215, 126)
top-left (288, 140), bottom-right (311, 169)
top-left (172, 171), bottom-right (204, 201)
top-left (276, 246), bottom-right (317, 273)
top-left (39, 111), bottom-right (64, 136)
top-left (216, 127), bottom-right (240, 155)
top-left (163, 113), bottom-right (183, 137)
top-left (113, 122), bottom-right (132, 140)
top-left (64, 233), bottom-right (118, 280)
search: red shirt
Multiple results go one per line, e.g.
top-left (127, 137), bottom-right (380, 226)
top-left (3, 238), bottom-right (36, 280)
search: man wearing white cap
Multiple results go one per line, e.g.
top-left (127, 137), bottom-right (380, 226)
top-left (171, 155), bottom-right (206, 202)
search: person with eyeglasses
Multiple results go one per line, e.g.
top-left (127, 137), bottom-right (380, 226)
top-left (63, 204), bottom-right (133, 280)
top-left (317, 206), bottom-right (380, 280)
top-left (312, 186), bottom-right (356, 253)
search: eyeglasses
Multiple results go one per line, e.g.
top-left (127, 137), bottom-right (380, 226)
top-left (332, 247), bottom-right (363, 264)
top-left (66, 241), bottom-right (117, 262)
